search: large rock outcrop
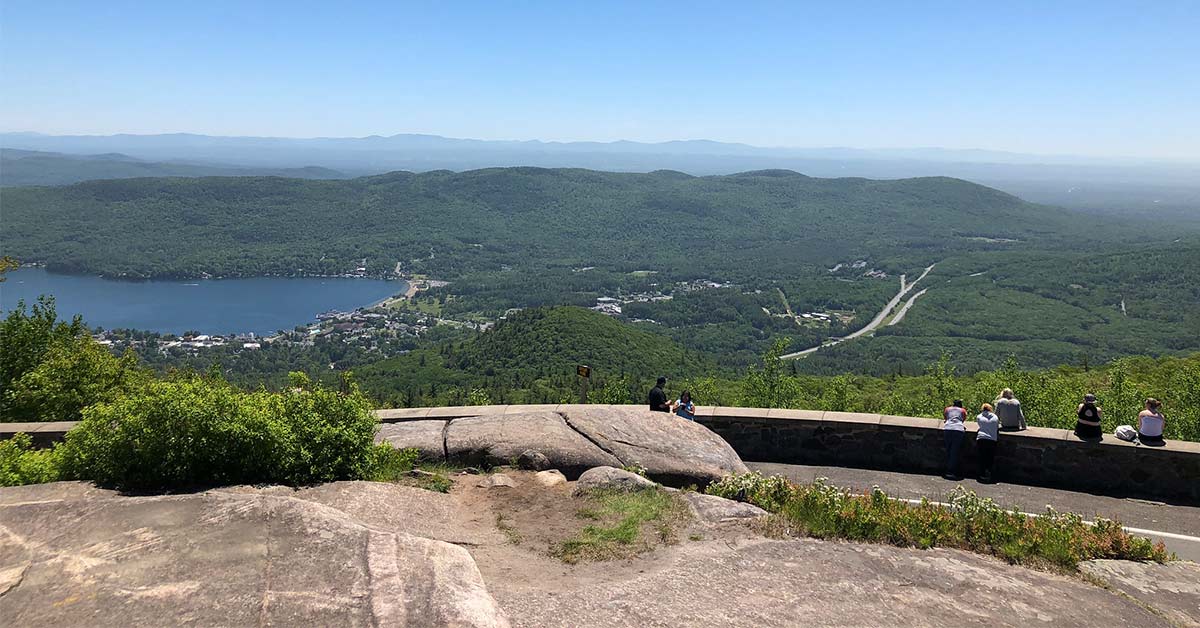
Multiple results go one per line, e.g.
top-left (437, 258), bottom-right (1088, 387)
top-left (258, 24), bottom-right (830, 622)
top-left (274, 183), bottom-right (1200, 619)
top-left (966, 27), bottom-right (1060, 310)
top-left (445, 412), bottom-right (621, 477)
top-left (1080, 560), bottom-right (1200, 628)
top-left (376, 407), bottom-right (748, 486)
top-left (375, 419), bottom-right (448, 461)
top-left (0, 481), bottom-right (508, 627)
top-left (559, 406), bottom-right (749, 485)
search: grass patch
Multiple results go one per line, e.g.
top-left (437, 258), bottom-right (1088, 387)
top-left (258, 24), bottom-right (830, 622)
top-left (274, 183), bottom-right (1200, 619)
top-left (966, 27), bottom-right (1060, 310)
top-left (552, 487), bottom-right (690, 564)
top-left (708, 472), bottom-right (1172, 571)
top-left (496, 513), bottom-right (522, 545)
top-left (404, 462), bottom-right (456, 493)
top-left (367, 446), bottom-right (455, 493)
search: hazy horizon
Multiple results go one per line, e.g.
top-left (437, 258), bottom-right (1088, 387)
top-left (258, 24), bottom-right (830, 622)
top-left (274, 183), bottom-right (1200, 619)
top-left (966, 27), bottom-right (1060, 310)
top-left (5, 130), bottom-right (1199, 167)
top-left (2, 1), bottom-right (1198, 161)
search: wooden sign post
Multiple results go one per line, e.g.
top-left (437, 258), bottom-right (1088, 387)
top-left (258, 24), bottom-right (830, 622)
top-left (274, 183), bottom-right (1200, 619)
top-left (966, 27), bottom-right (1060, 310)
top-left (576, 364), bottom-right (591, 404)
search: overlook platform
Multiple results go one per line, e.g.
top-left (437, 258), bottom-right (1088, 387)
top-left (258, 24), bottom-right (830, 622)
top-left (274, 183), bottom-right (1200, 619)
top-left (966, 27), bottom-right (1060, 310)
top-left (4, 404), bottom-right (1199, 503)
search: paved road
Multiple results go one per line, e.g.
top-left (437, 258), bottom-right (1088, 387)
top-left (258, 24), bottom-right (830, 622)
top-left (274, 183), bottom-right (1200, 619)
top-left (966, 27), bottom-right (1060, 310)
top-left (782, 262), bottom-right (937, 359)
top-left (887, 287), bottom-right (928, 326)
top-left (750, 462), bottom-right (1200, 562)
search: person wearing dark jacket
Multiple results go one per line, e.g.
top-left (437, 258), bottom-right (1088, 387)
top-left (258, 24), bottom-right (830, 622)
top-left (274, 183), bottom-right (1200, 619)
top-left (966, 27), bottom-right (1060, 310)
top-left (648, 377), bottom-right (670, 412)
top-left (1075, 393), bottom-right (1103, 439)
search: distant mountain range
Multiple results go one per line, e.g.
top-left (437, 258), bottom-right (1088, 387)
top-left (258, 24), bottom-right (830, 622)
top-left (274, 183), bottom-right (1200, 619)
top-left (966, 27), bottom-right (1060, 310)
top-left (0, 149), bottom-right (345, 186)
top-left (3, 132), bottom-right (1198, 214)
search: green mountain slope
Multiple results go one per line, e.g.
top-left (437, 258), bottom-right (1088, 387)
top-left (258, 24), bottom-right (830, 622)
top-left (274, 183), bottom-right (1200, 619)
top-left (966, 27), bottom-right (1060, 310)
top-left (451, 306), bottom-right (708, 377)
top-left (351, 306), bottom-right (707, 406)
top-left (1, 167), bottom-right (1109, 280)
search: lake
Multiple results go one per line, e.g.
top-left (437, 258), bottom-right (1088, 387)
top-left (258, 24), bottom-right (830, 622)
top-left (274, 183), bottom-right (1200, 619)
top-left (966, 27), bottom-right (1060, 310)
top-left (0, 268), bottom-right (407, 335)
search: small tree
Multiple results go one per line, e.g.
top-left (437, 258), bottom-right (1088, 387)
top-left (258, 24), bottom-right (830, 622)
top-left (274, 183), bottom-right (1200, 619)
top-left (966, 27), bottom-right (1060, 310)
top-left (741, 339), bottom-right (800, 408)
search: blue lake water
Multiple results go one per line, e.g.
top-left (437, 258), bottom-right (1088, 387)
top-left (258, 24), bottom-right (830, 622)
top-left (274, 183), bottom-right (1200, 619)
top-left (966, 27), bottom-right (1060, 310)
top-left (1, 268), bottom-right (407, 335)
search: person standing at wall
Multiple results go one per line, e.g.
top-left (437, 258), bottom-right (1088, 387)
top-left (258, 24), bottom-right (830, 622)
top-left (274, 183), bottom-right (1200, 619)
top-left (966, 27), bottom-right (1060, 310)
top-left (994, 388), bottom-right (1026, 431)
top-left (648, 376), bottom-right (670, 412)
top-left (975, 403), bottom-right (1000, 483)
top-left (942, 399), bottom-right (968, 480)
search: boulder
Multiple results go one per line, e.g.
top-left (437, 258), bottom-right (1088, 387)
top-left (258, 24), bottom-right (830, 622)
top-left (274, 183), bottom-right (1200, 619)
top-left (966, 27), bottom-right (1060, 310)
top-left (0, 482), bottom-right (508, 627)
top-left (377, 408), bottom-right (750, 487)
top-left (375, 420), bottom-right (447, 461)
top-left (533, 470), bottom-right (568, 488)
top-left (573, 466), bottom-right (658, 493)
top-left (517, 450), bottom-right (551, 471)
top-left (477, 473), bottom-right (517, 489)
top-left (683, 492), bottom-right (768, 523)
top-left (560, 406), bottom-right (749, 485)
top-left (445, 412), bottom-right (620, 477)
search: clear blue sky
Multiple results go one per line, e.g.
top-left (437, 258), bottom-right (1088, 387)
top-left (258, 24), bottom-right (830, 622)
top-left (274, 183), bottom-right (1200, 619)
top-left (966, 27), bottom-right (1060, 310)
top-left (1, 0), bottom-right (1197, 158)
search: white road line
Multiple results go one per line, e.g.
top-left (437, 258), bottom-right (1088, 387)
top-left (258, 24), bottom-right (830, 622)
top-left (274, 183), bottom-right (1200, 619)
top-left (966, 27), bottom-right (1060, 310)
top-left (895, 498), bottom-right (1200, 544)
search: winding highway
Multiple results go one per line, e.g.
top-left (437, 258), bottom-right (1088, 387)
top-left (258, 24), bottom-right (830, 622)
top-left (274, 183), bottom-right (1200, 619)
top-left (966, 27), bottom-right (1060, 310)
top-left (782, 262), bottom-right (936, 359)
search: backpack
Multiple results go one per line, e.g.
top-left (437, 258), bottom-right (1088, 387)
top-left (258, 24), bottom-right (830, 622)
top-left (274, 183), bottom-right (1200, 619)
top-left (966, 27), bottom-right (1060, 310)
top-left (1115, 425), bottom-right (1138, 442)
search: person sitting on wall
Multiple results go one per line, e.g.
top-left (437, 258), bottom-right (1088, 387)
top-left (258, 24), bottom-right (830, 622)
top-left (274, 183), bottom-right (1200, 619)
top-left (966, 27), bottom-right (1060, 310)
top-left (1074, 393), bottom-right (1103, 440)
top-left (975, 403), bottom-right (1000, 483)
top-left (1137, 398), bottom-right (1166, 446)
top-left (671, 390), bottom-right (696, 421)
top-left (994, 388), bottom-right (1026, 431)
top-left (942, 399), bottom-right (968, 481)
top-left (648, 376), bottom-right (671, 412)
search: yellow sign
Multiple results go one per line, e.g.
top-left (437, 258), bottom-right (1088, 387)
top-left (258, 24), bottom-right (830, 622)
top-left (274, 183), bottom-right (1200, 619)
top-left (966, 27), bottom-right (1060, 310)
top-left (576, 365), bottom-right (591, 378)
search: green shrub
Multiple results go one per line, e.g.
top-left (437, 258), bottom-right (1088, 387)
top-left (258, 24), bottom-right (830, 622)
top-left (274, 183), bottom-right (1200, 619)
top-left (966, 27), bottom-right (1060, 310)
top-left (706, 470), bottom-right (798, 512)
top-left (366, 443), bottom-right (420, 482)
top-left (1, 296), bottom-right (85, 420)
top-left (709, 473), bottom-right (1170, 569)
top-left (57, 372), bottom-right (378, 490)
top-left (5, 336), bottom-right (147, 423)
top-left (0, 433), bottom-right (62, 487)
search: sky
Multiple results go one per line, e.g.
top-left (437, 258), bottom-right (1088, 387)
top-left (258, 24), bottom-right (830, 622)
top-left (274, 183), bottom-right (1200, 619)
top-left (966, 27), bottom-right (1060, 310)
top-left (1, 1), bottom-right (1198, 159)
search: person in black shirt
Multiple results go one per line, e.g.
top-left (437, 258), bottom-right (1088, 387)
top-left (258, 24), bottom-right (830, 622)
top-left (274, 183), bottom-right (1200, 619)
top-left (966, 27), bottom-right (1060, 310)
top-left (648, 376), bottom-right (670, 412)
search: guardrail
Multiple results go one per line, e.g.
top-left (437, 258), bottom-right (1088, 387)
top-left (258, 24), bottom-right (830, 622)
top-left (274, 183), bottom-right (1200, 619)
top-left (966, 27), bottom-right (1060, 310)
top-left (4, 404), bottom-right (1198, 503)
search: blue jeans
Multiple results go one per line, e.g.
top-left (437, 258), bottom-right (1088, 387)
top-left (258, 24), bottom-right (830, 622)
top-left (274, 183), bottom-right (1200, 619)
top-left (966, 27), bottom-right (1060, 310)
top-left (943, 430), bottom-right (965, 477)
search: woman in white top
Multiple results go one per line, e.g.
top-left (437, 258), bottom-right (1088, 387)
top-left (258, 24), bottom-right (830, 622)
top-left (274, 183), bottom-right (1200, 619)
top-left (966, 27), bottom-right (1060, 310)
top-left (1137, 398), bottom-right (1166, 444)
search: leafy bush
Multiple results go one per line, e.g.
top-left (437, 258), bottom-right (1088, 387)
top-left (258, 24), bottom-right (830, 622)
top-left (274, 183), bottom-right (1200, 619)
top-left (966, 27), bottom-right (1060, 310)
top-left (709, 474), bottom-right (1170, 569)
top-left (366, 443), bottom-right (420, 482)
top-left (57, 372), bottom-right (379, 490)
top-left (1, 296), bottom-right (147, 423)
top-left (5, 336), bottom-right (147, 423)
top-left (0, 433), bottom-right (62, 487)
top-left (706, 470), bottom-right (798, 512)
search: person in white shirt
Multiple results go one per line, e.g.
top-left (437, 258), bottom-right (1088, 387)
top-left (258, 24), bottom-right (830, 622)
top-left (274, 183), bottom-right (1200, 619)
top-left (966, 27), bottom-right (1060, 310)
top-left (1137, 398), bottom-right (1166, 445)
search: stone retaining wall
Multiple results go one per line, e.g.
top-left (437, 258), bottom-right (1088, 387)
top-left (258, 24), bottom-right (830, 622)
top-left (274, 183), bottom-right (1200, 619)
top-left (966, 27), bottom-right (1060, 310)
top-left (5, 404), bottom-right (1198, 503)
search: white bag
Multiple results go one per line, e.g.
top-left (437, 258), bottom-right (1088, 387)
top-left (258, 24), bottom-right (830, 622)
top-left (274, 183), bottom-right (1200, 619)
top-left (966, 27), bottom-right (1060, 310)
top-left (1114, 425), bottom-right (1138, 442)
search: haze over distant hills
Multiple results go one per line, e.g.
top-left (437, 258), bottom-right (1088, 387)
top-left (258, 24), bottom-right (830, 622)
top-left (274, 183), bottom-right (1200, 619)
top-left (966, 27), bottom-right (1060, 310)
top-left (4, 132), bottom-right (1198, 215)
top-left (0, 148), bottom-right (344, 186)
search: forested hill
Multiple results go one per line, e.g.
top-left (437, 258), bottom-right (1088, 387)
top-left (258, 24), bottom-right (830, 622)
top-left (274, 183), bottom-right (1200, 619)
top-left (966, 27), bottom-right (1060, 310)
top-left (351, 306), bottom-right (711, 406)
top-left (450, 306), bottom-right (711, 377)
top-left (0, 149), bottom-right (345, 187)
top-left (2, 167), bottom-right (1108, 280)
